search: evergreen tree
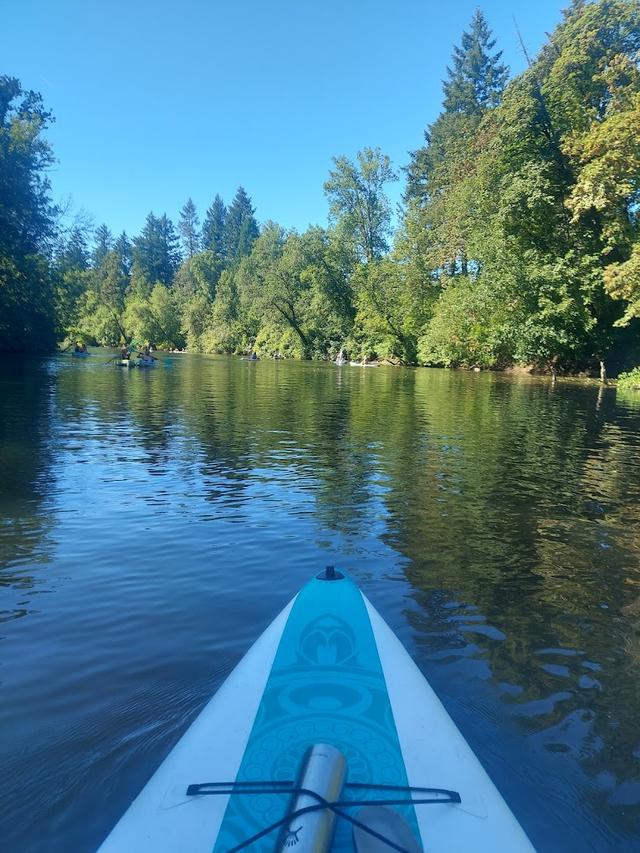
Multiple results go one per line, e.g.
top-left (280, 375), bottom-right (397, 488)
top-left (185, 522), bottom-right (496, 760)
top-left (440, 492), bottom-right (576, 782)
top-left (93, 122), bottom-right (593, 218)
top-left (442, 9), bottom-right (509, 115)
top-left (413, 0), bottom-right (640, 372)
top-left (224, 187), bottom-right (259, 261)
top-left (133, 212), bottom-right (181, 285)
top-left (113, 231), bottom-right (132, 277)
top-left (157, 214), bottom-right (182, 281)
top-left (405, 11), bottom-right (508, 278)
top-left (96, 250), bottom-right (128, 312)
top-left (92, 224), bottom-right (113, 268)
top-left (59, 225), bottom-right (91, 272)
top-left (178, 197), bottom-right (200, 257)
top-left (202, 194), bottom-right (227, 256)
top-left (53, 219), bottom-right (94, 339)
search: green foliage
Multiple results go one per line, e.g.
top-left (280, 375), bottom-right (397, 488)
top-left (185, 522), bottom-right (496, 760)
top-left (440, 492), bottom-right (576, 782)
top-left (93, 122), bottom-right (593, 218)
top-left (132, 212), bottom-right (181, 286)
top-left (75, 289), bottom-right (123, 345)
top-left (202, 195), bottom-right (226, 255)
top-left (4, 4), bottom-right (638, 372)
top-left (224, 187), bottom-right (259, 262)
top-left (178, 198), bottom-right (200, 257)
top-left (617, 366), bottom-right (640, 390)
top-left (205, 269), bottom-right (243, 352)
top-left (180, 292), bottom-right (211, 351)
top-left (0, 76), bottom-right (57, 351)
top-left (96, 250), bottom-right (129, 312)
top-left (442, 8), bottom-right (508, 114)
top-left (55, 267), bottom-right (92, 337)
top-left (418, 276), bottom-right (510, 368)
top-left (113, 231), bottom-right (132, 276)
top-left (407, 0), bottom-right (640, 372)
top-left (350, 259), bottom-right (427, 362)
top-left (605, 243), bottom-right (640, 325)
top-left (124, 284), bottom-right (182, 350)
top-left (174, 250), bottom-right (222, 302)
top-left (92, 224), bottom-right (113, 268)
top-left (324, 148), bottom-right (397, 262)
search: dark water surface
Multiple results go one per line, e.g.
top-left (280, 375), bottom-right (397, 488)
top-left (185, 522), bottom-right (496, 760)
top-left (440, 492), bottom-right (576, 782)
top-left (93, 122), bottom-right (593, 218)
top-left (1, 353), bottom-right (639, 852)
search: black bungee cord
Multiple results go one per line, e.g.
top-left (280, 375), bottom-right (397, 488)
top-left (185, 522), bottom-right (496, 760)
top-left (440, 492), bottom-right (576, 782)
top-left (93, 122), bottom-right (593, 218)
top-left (186, 779), bottom-right (461, 852)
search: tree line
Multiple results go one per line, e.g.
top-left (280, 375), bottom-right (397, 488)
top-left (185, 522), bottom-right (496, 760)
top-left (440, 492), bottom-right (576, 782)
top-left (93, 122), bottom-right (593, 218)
top-left (1, 0), bottom-right (639, 376)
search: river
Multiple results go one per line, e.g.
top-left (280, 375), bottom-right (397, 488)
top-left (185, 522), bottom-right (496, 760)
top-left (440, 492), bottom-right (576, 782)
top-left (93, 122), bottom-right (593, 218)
top-left (1, 352), bottom-right (639, 852)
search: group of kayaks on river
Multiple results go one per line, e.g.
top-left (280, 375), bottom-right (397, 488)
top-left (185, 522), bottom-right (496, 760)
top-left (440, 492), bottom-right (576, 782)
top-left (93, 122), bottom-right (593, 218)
top-left (70, 341), bottom-right (158, 368)
top-left (71, 342), bottom-right (379, 369)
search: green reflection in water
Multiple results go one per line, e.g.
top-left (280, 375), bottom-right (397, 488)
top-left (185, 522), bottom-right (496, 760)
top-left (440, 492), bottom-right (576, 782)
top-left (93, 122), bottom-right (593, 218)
top-left (1, 353), bottom-right (639, 849)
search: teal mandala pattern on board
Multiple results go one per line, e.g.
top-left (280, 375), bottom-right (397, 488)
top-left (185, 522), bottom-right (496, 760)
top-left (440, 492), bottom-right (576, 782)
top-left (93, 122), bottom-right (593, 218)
top-left (212, 576), bottom-right (420, 852)
top-left (298, 614), bottom-right (357, 666)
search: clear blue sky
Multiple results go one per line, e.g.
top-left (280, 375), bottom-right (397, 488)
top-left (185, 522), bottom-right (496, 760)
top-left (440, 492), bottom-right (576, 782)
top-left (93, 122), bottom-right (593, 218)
top-left (5, 0), bottom-right (566, 240)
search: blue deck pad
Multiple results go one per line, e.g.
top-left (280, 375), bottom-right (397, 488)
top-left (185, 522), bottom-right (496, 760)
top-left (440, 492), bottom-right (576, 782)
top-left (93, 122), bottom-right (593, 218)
top-left (213, 575), bottom-right (420, 851)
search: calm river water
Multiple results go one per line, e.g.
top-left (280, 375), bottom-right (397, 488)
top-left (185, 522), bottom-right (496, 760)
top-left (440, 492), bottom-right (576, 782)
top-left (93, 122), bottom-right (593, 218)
top-left (1, 352), bottom-right (639, 852)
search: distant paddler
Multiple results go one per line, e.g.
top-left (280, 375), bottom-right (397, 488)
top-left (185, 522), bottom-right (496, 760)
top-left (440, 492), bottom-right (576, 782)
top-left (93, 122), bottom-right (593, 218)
top-left (137, 344), bottom-right (158, 367)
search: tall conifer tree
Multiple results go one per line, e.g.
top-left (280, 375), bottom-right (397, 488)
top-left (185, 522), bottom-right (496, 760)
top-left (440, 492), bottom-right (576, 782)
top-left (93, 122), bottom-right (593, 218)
top-left (442, 9), bottom-right (508, 115)
top-left (113, 231), bottom-right (132, 277)
top-left (92, 224), bottom-right (113, 268)
top-left (59, 226), bottom-right (91, 272)
top-left (178, 198), bottom-right (200, 257)
top-left (202, 194), bottom-right (227, 256)
top-left (224, 187), bottom-right (259, 261)
top-left (133, 213), bottom-right (181, 285)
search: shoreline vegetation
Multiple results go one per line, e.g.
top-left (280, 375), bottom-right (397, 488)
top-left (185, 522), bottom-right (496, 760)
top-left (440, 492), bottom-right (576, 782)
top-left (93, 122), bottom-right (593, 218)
top-left (2, 1), bottom-right (640, 382)
top-left (60, 345), bottom-right (632, 392)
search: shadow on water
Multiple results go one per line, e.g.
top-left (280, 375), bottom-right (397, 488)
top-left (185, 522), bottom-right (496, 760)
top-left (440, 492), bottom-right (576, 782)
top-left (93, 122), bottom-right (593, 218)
top-left (0, 353), bottom-right (639, 851)
top-left (0, 356), bottom-right (57, 621)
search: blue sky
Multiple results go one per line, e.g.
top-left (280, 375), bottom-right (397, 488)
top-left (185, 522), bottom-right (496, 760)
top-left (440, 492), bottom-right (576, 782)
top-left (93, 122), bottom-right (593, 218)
top-left (5, 0), bottom-right (566, 241)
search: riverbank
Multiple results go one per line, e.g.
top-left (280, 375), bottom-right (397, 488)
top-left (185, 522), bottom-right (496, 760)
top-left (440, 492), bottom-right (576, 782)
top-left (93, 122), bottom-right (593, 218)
top-left (51, 342), bottom-right (640, 388)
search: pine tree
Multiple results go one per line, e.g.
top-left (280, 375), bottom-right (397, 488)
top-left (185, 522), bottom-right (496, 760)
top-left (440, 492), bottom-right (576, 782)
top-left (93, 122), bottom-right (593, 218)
top-left (113, 231), bottom-right (132, 277)
top-left (442, 9), bottom-right (508, 115)
top-left (96, 250), bottom-right (128, 312)
top-left (159, 214), bottom-right (182, 281)
top-left (202, 194), bottom-right (227, 256)
top-left (92, 224), bottom-right (113, 268)
top-left (404, 10), bottom-right (509, 277)
top-left (60, 225), bottom-right (90, 271)
top-left (178, 197), bottom-right (200, 257)
top-left (224, 187), bottom-right (259, 261)
top-left (133, 213), bottom-right (181, 286)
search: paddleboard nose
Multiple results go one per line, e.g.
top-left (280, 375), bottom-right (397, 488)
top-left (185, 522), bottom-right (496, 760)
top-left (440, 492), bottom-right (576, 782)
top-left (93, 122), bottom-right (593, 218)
top-left (316, 565), bottom-right (345, 581)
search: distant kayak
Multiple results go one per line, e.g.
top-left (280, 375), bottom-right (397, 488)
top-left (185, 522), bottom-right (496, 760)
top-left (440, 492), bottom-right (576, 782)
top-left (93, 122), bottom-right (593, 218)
top-left (71, 351), bottom-right (90, 358)
top-left (98, 570), bottom-right (534, 852)
top-left (350, 361), bottom-right (378, 367)
top-left (136, 357), bottom-right (156, 368)
top-left (114, 359), bottom-right (134, 369)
